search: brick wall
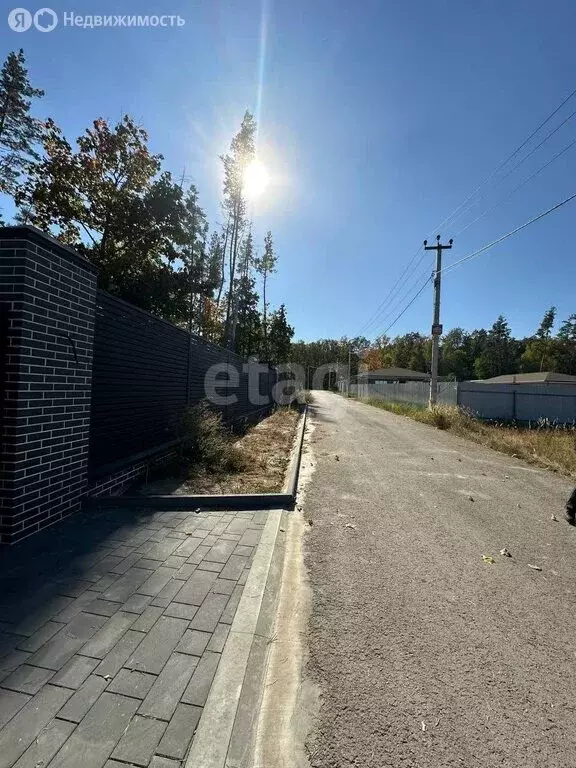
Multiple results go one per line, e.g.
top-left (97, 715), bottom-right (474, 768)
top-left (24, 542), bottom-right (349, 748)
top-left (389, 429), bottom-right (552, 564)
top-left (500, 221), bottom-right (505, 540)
top-left (0, 227), bottom-right (98, 544)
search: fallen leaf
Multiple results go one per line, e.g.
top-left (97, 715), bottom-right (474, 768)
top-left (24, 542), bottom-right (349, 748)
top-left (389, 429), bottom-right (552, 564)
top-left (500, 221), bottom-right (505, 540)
top-left (345, 523), bottom-right (356, 529)
top-left (308, 519), bottom-right (313, 526)
top-left (482, 555), bottom-right (496, 564)
top-left (500, 548), bottom-right (512, 557)
top-left (528, 564), bottom-right (542, 571)
top-left (421, 721), bottom-right (426, 731)
top-left (279, 527), bottom-right (286, 532)
top-left (104, 674), bottom-right (112, 680)
top-left (335, 455), bottom-right (340, 461)
top-left (551, 515), bottom-right (558, 522)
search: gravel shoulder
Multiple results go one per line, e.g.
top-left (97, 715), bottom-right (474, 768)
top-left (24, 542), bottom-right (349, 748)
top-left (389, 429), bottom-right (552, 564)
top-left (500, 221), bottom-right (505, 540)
top-left (302, 391), bottom-right (576, 768)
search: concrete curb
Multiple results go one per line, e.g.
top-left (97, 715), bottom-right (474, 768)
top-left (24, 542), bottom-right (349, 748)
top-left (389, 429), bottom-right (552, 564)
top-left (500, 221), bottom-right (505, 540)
top-left (184, 407), bottom-right (308, 767)
top-left (185, 508), bottom-right (286, 768)
top-left (282, 404), bottom-right (307, 496)
top-left (85, 406), bottom-right (308, 513)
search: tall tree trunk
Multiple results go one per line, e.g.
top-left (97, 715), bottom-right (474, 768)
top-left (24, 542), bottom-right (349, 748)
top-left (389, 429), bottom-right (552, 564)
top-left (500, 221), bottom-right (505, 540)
top-left (262, 269), bottom-right (268, 359)
top-left (225, 199), bottom-right (241, 348)
top-left (188, 205), bottom-right (196, 335)
top-left (216, 217), bottom-right (231, 309)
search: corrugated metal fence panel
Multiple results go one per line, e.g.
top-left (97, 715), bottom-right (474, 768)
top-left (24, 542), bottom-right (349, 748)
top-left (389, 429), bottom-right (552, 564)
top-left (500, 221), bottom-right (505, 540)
top-left (459, 382), bottom-right (576, 423)
top-left (345, 377), bottom-right (576, 423)
top-left (89, 290), bottom-right (276, 472)
top-left (361, 380), bottom-right (457, 407)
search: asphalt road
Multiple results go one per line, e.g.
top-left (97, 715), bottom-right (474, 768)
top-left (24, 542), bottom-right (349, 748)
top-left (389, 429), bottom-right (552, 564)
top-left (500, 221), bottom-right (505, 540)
top-left (302, 391), bottom-right (576, 768)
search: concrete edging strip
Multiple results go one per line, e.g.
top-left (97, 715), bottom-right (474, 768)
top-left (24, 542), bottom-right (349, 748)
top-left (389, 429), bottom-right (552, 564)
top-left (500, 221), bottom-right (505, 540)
top-left (282, 404), bottom-right (308, 496)
top-left (185, 508), bottom-right (283, 768)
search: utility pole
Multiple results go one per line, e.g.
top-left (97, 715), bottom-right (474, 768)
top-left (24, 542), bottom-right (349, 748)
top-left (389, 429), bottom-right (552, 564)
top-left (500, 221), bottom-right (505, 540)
top-left (424, 235), bottom-right (453, 408)
top-left (347, 345), bottom-right (352, 397)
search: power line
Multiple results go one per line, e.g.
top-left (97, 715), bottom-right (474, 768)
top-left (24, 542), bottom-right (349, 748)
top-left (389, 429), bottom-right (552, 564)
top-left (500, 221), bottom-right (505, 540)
top-left (356, 246), bottom-right (429, 336)
top-left (373, 262), bottom-right (434, 330)
top-left (379, 277), bottom-right (432, 336)
top-left (453, 134), bottom-right (576, 238)
top-left (441, 191), bottom-right (576, 276)
top-left (374, 191), bottom-right (576, 341)
top-left (354, 85), bottom-right (576, 340)
top-left (447, 107), bottom-right (576, 232)
top-left (430, 85), bottom-right (576, 235)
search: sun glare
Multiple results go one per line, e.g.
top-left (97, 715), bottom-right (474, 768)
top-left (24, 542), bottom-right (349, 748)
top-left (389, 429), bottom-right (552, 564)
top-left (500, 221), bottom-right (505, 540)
top-left (243, 159), bottom-right (269, 200)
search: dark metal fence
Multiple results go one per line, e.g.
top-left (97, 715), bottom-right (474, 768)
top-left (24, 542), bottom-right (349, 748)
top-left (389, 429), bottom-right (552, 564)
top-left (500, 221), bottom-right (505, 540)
top-left (88, 290), bottom-right (278, 473)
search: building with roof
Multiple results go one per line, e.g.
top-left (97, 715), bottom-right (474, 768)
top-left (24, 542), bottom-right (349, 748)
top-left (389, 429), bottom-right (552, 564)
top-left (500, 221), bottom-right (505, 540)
top-left (474, 372), bottom-right (576, 385)
top-left (355, 367), bottom-right (431, 383)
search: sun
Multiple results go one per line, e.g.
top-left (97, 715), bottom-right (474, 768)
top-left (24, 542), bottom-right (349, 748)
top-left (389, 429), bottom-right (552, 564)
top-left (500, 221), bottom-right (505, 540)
top-left (243, 159), bottom-right (269, 200)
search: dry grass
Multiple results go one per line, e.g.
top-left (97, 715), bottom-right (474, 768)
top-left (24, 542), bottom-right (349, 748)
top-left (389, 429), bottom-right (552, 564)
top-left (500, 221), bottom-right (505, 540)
top-left (361, 397), bottom-right (576, 478)
top-left (178, 406), bottom-right (301, 494)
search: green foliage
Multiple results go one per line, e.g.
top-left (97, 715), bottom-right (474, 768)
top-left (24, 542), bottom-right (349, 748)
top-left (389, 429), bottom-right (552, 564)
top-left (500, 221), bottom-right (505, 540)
top-left (521, 306), bottom-right (558, 373)
top-left (474, 315), bottom-right (518, 379)
top-left (290, 337), bottom-right (370, 379)
top-left (10, 86), bottom-right (285, 347)
top-left (268, 304), bottom-right (294, 365)
top-left (299, 308), bottom-right (575, 385)
top-left (1, 51), bottom-right (285, 359)
top-left (233, 274), bottom-right (262, 358)
top-left (0, 49), bottom-right (44, 196)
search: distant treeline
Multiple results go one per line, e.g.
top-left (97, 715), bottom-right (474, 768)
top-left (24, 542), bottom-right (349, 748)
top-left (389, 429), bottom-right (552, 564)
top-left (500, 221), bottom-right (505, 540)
top-left (291, 308), bottom-right (576, 381)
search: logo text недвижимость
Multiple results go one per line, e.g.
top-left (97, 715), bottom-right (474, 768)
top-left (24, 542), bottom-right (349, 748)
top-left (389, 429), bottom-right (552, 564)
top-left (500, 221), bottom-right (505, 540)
top-left (7, 8), bottom-right (185, 31)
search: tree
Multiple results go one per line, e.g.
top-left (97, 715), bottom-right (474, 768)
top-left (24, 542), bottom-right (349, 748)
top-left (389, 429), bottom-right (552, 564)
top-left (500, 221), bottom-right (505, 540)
top-left (255, 230), bottom-right (277, 357)
top-left (556, 314), bottom-right (576, 375)
top-left (440, 328), bottom-right (476, 380)
top-left (220, 111), bottom-right (257, 346)
top-left (362, 347), bottom-right (383, 371)
top-left (520, 306), bottom-right (558, 372)
top-left (474, 315), bottom-right (518, 379)
top-left (233, 275), bottom-right (262, 358)
top-left (179, 185), bottom-right (209, 333)
top-left (14, 116), bottom-right (199, 321)
top-left (390, 332), bottom-right (427, 371)
top-left (17, 115), bottom-right (162, 246)
top-left (268, 304), bottom-right (294, 365)
top-left (0, 49), bottom-right (44, 197)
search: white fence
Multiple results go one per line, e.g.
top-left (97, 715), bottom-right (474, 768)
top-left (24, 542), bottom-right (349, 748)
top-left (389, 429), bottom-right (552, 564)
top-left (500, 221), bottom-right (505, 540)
top-left (341, 379), bottom-right (576, 424)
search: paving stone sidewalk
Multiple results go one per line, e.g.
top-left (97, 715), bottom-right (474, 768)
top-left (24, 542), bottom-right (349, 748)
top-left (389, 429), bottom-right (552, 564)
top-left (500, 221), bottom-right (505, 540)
top-left (0, 505), bottom-right (267, 768)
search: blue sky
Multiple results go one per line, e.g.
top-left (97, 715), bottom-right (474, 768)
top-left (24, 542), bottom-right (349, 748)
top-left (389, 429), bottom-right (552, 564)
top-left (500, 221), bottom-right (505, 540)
top-left (1, 0), bottom-right (575, 342)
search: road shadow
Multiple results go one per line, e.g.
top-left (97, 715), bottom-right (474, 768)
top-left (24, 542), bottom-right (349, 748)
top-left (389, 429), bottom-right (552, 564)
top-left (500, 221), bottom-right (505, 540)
top-left (307, 398), bottom-right (338, 425)
top-left (0, 504), bottom-right (171, 656)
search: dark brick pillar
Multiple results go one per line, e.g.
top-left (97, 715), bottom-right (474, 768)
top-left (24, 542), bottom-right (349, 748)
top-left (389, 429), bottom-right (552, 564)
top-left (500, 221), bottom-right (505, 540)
top-left (0, 226), bottom-right (98, 543)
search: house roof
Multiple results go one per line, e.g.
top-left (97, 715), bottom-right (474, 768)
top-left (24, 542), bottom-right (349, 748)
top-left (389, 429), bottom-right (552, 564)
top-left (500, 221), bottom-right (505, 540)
top-left (357, 367), bottom-right (431, 381)
top-left (477, 371), bottom-right (576, 384)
